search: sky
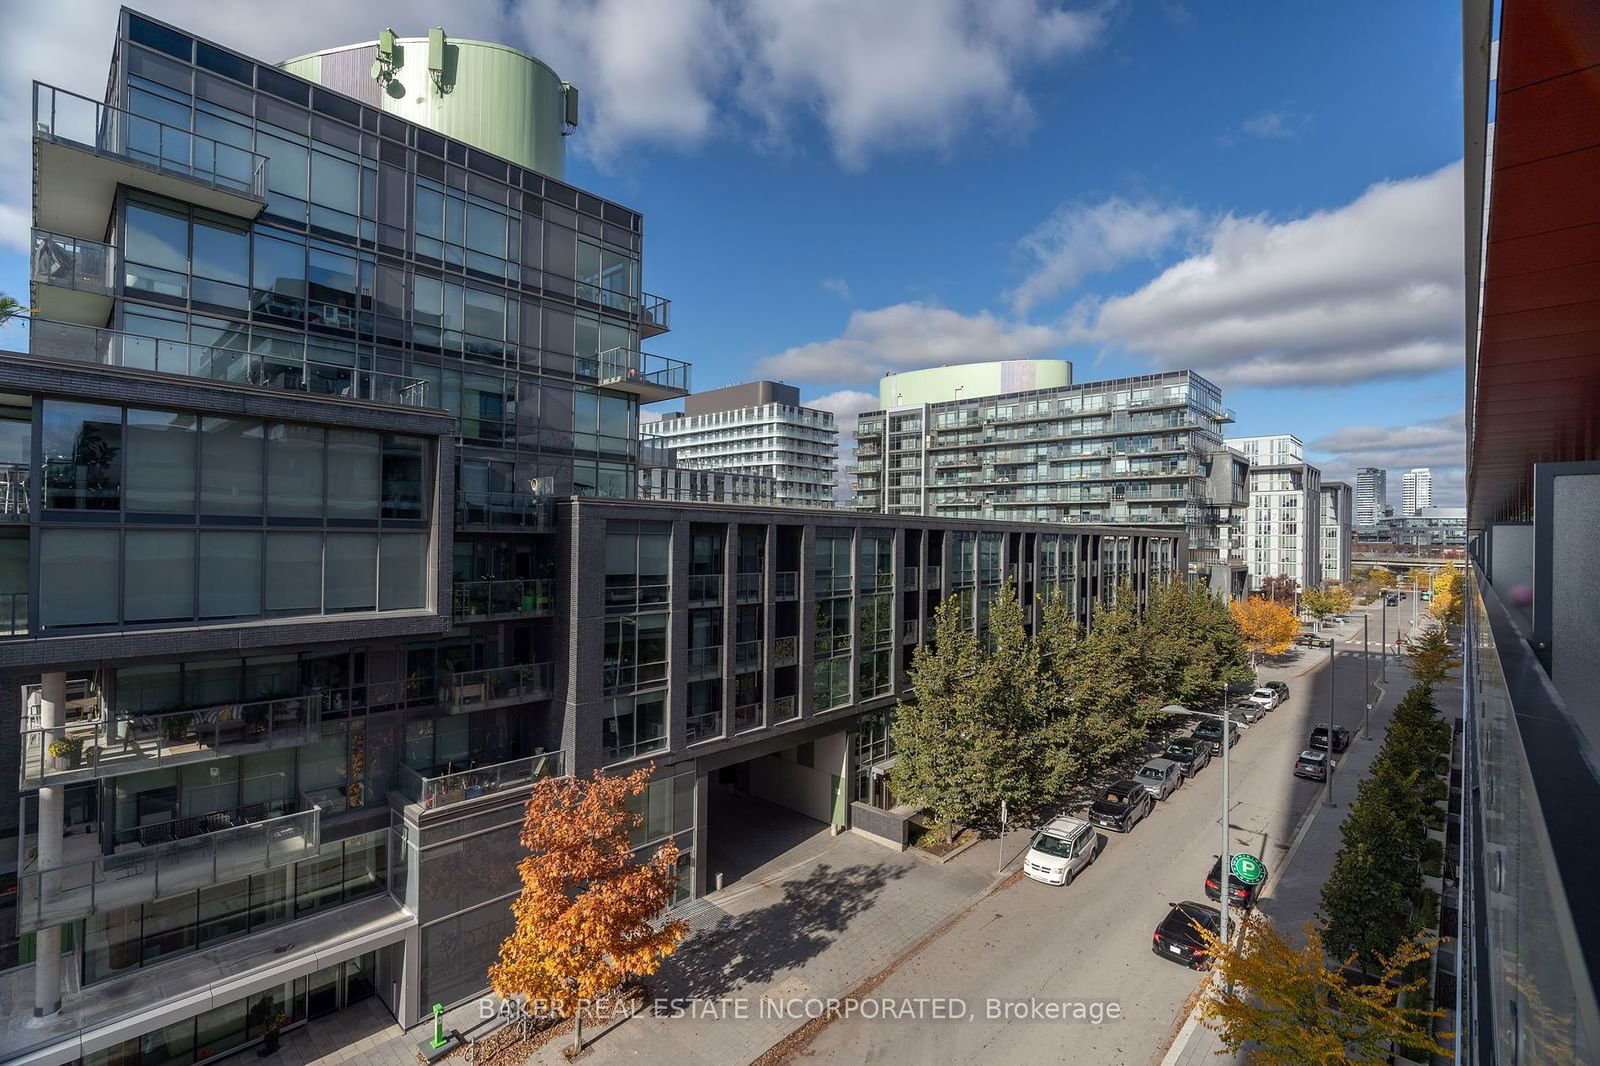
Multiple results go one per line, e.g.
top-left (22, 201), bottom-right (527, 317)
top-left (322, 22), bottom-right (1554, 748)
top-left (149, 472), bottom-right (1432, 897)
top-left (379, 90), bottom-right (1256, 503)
top-left (0, 0), bottom-right (1468, 507)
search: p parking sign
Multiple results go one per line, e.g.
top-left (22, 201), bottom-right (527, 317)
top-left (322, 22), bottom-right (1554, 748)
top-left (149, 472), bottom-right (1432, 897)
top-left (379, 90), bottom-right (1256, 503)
top-left (1231, 853), bottom-right (1265, 885)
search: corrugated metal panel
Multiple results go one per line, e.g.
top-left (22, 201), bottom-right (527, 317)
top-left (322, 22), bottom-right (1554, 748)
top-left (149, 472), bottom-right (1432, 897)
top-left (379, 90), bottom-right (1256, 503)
top-left (318, 45), bottom-right (381, 106)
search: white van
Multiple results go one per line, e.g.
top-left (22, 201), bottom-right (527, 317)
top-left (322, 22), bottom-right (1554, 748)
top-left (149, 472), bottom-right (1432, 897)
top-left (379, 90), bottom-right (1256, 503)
top-left (1023, 817), bottom-right (1101, 886)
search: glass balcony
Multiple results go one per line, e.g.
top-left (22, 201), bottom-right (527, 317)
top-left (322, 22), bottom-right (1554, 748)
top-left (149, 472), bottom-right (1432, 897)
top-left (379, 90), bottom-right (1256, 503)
top-left (16, 804), bottom-right (318, 933)
top-left (902, 619), bottom-right (919, 644)
top-left (586, 346), bottom-right (691, 402)
top-left (734, 640), bottom-right (762, 670)
top-left (774, 572), bottom-right (799, 601)
top-left (900, 567), bottom-right (920, 590)
top-left (19, 688), bottom-right (325, 789)
top-left (734, 703), bottom-right (762, 733)
top-left (452, 578), bottom-right (555, 621)
top-left (441, 663), bottom-right (555, 713)
top-left (686, 646), bottom-right (721, 676)
top-left (639, 292), bottom-right (671, 338)
top-left (773, 636), bottom-right (798, 667)
top-left (28, 320), bottom-right (432, 407)
top-left (398, 750), bottom-right (565, 810)
top-left (456, 489), bottom-right (554, 530)
top-left (773, 695), bottom-right (799, 722)
top-left (31, 228), bottom-right (116, 326)
top-left (0, 592), bottom-right (26, 636)
top-left (32, 82), bottom-right (267, 236)
top-left (925, 565), bottom-right (942, 587)
top-left (687, 574), bottom-right (722, 604)
top-left (735, 572), bottom-right (762, 602)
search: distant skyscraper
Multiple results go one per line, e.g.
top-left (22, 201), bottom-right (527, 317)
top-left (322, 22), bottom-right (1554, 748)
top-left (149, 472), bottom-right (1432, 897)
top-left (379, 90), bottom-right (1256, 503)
top-left (1401, 467), bottom-right (1434, 517)
top-left (1355, 467), bottom-right (1387, 529)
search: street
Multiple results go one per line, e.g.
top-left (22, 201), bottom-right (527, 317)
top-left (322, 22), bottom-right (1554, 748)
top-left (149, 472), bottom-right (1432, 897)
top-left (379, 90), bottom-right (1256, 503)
top-left (788, 600), bottom-right (1403, 1066)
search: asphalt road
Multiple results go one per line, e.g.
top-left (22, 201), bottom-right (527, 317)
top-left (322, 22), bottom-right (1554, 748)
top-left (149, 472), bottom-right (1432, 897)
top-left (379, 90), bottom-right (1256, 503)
top-left (793, 600), bottom-right (1402, 1066)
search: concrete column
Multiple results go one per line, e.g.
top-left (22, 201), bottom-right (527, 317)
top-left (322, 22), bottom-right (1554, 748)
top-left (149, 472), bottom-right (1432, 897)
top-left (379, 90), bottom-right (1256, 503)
top-left (34, 671), bottom-right (66, 1017)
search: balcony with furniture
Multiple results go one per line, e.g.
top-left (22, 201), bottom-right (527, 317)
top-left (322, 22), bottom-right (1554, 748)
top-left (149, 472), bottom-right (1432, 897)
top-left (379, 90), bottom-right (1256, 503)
top-left (440, 662), bottom-right (555, 714)
top-left (398, 750), bottom-right (565, 811)
top-left (455, 489), bottom-right (554, 531)
top-left (452, 578), bottom-right (555, 622)
top-left (588, 346), bottom-right (690, 403)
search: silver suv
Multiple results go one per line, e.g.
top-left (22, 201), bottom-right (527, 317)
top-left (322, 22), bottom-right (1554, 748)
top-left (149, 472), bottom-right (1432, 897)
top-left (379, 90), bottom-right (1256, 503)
top-left (1135, 758), bottom-right (1184, 801)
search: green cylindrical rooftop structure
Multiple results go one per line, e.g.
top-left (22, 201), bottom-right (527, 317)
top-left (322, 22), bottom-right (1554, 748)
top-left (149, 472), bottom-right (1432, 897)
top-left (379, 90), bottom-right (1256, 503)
top-left (281, 29), bottom-right (574, 178)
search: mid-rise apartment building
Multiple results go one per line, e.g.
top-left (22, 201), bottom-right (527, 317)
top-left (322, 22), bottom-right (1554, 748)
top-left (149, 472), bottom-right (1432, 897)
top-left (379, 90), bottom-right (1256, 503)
top-left (637, 439), bottom-right (778, 505)
top-left (1318, 481), bottom-right (1353, 585)
top-left (1354, 466), bottom-right (1387, 529)
top-left (1225, 434), bottom-right (1324, 593)
top-left (1401, 466), bottom-right (1434, 517)
top-left (851, 361), bottom-right (1247, 596)
top-left (642, 381), bottom-right (838, 508)
top-left (0, 11), bottom-right (1187, 1064)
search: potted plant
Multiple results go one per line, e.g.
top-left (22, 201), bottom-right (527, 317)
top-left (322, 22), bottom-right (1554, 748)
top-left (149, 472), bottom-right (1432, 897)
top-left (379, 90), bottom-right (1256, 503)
top-left (47, 736), bottom-right (81, 770)
top-left (258, 1013), bottom-right (291, 1056)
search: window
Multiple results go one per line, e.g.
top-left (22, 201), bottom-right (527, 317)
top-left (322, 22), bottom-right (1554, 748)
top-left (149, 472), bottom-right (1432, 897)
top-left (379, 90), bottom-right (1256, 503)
top-left (267, 423), bottom-right (324, 517)
top-left (125, 409), bottom-right (195, 512)
top-left (200, 531), bottom-right (261, 619)
top-left (327, 429), bottom-right (381, 520)
top-left (604, 527), bottom-right (670, 611)
top-left (200, 417), bottom-right (263, 515)
top-left (626, 778), bottom-right (674, 847)
top-left (378, 534), bottom-right (426, 610)
top-left (324, 533), bottom-right (378, 612)
top-left (604, 612), bottom-right (668, 691)
top-left (124, 531), bottom-right (195, 622)
top-left (40, 530), bottom-right (119, 628)
top-left (685, 679), bottom-right (722, 744)
top-left (603, 691), bottom-right (667, 763)
top-left (43, 401), bottom-right (122, 510)
top-left (265, 532), bottom-right (322, 615)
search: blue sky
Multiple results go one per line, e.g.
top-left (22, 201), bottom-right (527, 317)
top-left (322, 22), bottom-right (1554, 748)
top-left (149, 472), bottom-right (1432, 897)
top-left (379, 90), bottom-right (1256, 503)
top-left (0, 0), bottom-right (1468, 504)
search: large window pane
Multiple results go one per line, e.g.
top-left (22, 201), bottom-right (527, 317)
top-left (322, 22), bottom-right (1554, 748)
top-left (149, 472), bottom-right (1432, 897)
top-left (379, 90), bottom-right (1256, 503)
top-left (325, 533), bottom-right (377, 612)
top-left (192, 210), bottom-right (248, 284)
top-left (200, 417), bottom-right (263, 514)
top-left (199, 531), bottom-right (262, 619)
top-left (251, 230), bottom-right (305, 318)
top-left (378, 534), bottom-right (426, 610)
top-left (310, 151), bottom-right (359, 214)
top-left (124, 531), bottom-right (194, 622)
top-left (381, 434), bottom-right (426, 519)
top-left (267, 423), bottom-right (324, 517)
top-left (125, 199), bottom-right (189, 273)
top-left (42, 400), bottom-right (122, 510)
top-left (257, 131), bottom-right (308, 199)
top-left (327, 429), bottom-right (380, 520)
top-left (40, 529), bottom-right (119, 627)
top-left (124, 409), bottom-right (196, 512)
top-left (264, 532), bottom-right (321, 615)
top-left (142, 892), bottom-right (198, 966)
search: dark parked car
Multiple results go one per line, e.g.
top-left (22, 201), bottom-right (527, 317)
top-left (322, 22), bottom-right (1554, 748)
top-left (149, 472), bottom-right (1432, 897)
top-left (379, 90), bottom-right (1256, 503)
top-left (1265, 681), bottom-right (1289, 700)
top-left (1165, 736), bottom-right (1213, 777)
top-left (1193, 718), bottom-right (1239, 748)
top-left (1088, 780), bottom-right (1156, 833)
top-left (1309, 725), bottom-right (1351, 753)
top-left (1294, 749), bottom-right (1329, 781)
top-left (1152, 901), bottom-right (1221, 969)
top-left (1205, 856), bottom-right (1268, 908)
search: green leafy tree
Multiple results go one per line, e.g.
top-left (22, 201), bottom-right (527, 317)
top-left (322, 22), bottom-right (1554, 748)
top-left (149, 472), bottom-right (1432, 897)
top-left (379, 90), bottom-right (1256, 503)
top-left (1406, 627), bottom-right (1460, 686)
top-left (1301, 587), bottom-right (1342, 626)
top-left (1320, 777), bottom-right (1420, 970)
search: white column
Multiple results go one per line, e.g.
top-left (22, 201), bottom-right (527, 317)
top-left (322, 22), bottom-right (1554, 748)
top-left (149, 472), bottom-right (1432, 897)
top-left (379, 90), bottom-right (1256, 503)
top-left (34, 671), bottom-right (66, 1017)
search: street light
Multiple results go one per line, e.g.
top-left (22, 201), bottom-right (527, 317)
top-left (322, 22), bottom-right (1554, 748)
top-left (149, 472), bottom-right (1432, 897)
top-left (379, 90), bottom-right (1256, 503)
top-left (1325, 636), bottom-right (1337, 807)
top-left (1160, 697), bottom-right (1234, 947)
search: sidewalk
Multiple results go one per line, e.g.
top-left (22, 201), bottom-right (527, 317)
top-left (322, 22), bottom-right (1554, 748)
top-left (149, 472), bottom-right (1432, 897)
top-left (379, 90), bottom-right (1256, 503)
top-left (1163, 661), bottom-right (1457, 1066)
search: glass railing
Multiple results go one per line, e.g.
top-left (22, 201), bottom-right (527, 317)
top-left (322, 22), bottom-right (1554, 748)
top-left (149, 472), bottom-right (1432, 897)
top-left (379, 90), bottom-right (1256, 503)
top-left (774, 572), bottom-right (799, 600)
top-left (858, 572), bottom-right (894, 592)
top-left (20, 692), bottom-right (324, 787)
top-left (734, 640), bottom-right (762, 670)
top-left (816, 574), bottom-right (853, 596)
top-left (16, 805), bottom-right (318, 932)
top-left (34, 82), bottom-right (268, 199)
top-left (734, 703), bottom-right (762, 733)
top-left (456, 490), bottom-right (553, 530)
top-left (452, 578), bottom-right (555, 620)
top-left (735, 573), bottom-right (762, 602)
top-left (0, 591), bottom-right (27, 636)
top-left (28, 320), bottom-right (431, 407)
top-left (902, 619), bottom-right (919, 643)
top-left (31, 229), bottom-right (115, 295)
top-left (588, 347), bottom-right (691, 394)
top-left (687, 574), bottom-right (722, 603)
top-left (899, 568), bottom-right (920, 590)
top-left (0, 463), bottom-right (27, 521)
top-left (773, 695), bottom-right (798, 722)
top-left (639, 292), bottom-right (671, 334)
top-left (441, 663), bottom-right (554, 711)
top-left (925, 565), bottom-right (942, 586)
top-left (398, 750), bottom-right (565, 810)
top-left (687, 647), bottom-right (720, 674)
top-left (773, 636), bottom-right (798, 667)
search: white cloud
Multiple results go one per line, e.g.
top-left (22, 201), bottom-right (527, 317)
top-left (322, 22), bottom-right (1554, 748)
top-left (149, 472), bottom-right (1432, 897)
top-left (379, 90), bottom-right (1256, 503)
top-left (805, 388), bottom-right (879, 503)
top-left (1217, 110), bottom-right (1310, 147)
top-left (1308, 411), bottom-right (1466, 507)
top-left (1008, 198), bottom-right (1198, 314)
top-left (820, 278), bottom-right (853, 303)
top-left (1091, 161), bottom-right (1465, 386)
top-left (755, 303), bottom-right (1068, 385)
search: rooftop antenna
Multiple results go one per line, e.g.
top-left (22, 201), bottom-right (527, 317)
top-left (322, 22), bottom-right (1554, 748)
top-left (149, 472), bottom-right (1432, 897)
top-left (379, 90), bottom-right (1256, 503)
top-left (370, 28), bottom-right (397, 86)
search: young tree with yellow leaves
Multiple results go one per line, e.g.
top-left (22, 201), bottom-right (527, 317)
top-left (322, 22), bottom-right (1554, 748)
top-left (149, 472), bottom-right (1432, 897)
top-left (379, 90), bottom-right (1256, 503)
top-left (490, 766), bottom-right (686, 1055)
top-left (1428, 565), bottom-right (1465, 628)
top-left (1196, 912), bottom-right (1451, 1066)
top-left (1229, 596), bottom-right (1300, 670)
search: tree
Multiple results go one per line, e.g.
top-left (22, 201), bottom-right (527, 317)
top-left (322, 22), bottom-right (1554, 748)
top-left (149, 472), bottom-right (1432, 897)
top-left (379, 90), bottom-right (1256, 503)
top-left (490, 766), bottom-right (686, 1055)
top-left (0, 293), bottom-right (23, 325)
top-left (1428, 565), bottom-right (1465, 629)
top-left (1325, 585), bottom-right (1354, 615)
top-left (1300, 587), bottom-right (1342, 626)
top-left (1405, 627), bottom-right (1460, 686)
top-left (1229, 597), bottom-right (1299, 669)
top-left (1196, 912), bottom-right (1451, 1066)
top-left (1319, 780), bottom-right (1420, 969)
top-left (1260, 575), bottom-right (1299, 606)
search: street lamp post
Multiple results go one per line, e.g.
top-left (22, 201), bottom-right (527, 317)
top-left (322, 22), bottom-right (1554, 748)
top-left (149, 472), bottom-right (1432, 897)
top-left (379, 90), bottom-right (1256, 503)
top-left (1363, 612), bottom-right (1372, 740)
top-left (1325, 638), bottom-right (1337, 807)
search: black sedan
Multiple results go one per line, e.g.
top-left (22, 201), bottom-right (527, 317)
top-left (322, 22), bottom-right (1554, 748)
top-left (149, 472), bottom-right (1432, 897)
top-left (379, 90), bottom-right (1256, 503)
top-left (1205, 856), bottom-right (1268, 908)
top-left (1309, 725), bottom-right (1352, 753)
top-left (1193, 719), bottom-right (1239, 748)
top-left (1164, 736), bottom-right (1213, 777)
top-left (1087, 780), bottom-right (1156, 833)
top-left (1152, 901), bottom-right (1221, 969)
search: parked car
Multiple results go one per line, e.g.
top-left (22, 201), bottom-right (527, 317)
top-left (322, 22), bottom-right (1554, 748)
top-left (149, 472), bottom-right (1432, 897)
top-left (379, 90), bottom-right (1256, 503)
top-left (1193, 718), bottom-right (1239, 748)
top-left (1265, 681), bottom-right (1290, 701)
top-left (1152, 901), bottom-right (1222, 969)
top-left (1164, 736), bottom-right (1213, 777)
top-left (1231, 699), bottom-right (1267, 725)
top-left (1135, 758), bottom-right (1184, 801)
top-left (1386, 595), bottom-right (1400, 607)
top-left (1247, 688), bottom-right (1281, 711)
top-left (1022, 817), bottom-right (1102, 886)
top-left (1296, 634), bottom-right (1334, 648)
top-left (1205, 856), bottom-right (1269, 908)
top-left (1294, 749), bottom-right (1329, 781)
top-left (1088, 780), bottom-right (1156, 833)
top-left (1309, 725), bottom-right (1351, 753)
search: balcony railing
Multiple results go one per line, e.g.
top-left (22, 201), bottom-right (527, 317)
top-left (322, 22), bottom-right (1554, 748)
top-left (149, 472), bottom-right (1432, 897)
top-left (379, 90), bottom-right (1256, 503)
top-left (858, 572), bottom-right (894, 592)
top-left (0, 591), bottom-right (27, 637)
top-left (816, 574), bottom-right (853, 596)
top-left (774, 572), bottom-right (799, 601)
top-left (20, 690), bottom-right (324, 788)
top-left (773, 695), bottom-right (798, 722)
top-left (686, 646), bottom-right (721, 676)
top-left (902, 619), bottom-right (919, 644)
top-left (28, 320), bottom-right (432, 407)
top-left (900, 567), bottom-right (920, 590)
top-left (773, 635), bottom-right (798, 667)
top-left (452, 578), bottom-right (555, 621)
top-left (16, 804), bottom-right (318, 932)
top-left (34, 82), bottom-right (268, 200)
top-left (639, 292), bottom-right (671, 336)
top-left (441, 663), bottom-right (554, 712)
top-left (734, 703), bottom-right (762, 733)
top-left (687, 574), bottom-right (722, 604)
top-left (32, 229), bottom-right (115, 295)
top-left (925, 565), bottom-right (942, 587)
top-left (398, 750), bottom-right (565, 810)
top-left (735, 572), bottom-right (762, 602)
top-left (734, 640), bottom-right (762, 671)
top-left (0, 463), bottom-right (27, 521)
top-left (456, 490), bottom-right (553, 530)
top-left (582, 347), bottom-right (690, 397)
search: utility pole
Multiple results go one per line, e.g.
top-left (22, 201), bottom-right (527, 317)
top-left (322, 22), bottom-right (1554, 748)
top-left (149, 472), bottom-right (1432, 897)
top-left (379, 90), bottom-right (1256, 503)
top-left (1325, 637), bottom-right (1337, 807)
top-left (1363, 611), bottom-right (1372, 740)
top-left (1219, 689), bottom-right (1231, 947)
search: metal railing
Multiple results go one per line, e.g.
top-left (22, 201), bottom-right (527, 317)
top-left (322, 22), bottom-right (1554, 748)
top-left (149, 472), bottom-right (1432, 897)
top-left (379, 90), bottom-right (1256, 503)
top-left (0, 463), bottom-right (28, 521)
top-left (774, 572), bottom-right (799, 600)
top-left (686, 646), bottom-right (720, 675)
top-left (925, 565), bottom-right (942, 586)
top-left (28, 320), bottom-right (432, 407)
top-left (398, 750), bottom-right (565, 810)
top-left (31, 229), bottom-right (115, 295)
top-left (773, 636), bottom-right (798, 667)
top-left (816, 574), bottom-right (854, 596)
top-left (734, 640), bottom-right (762, 670)
top-left (773, 695), bottom-right (798, 722)
top-left (734, 704), bottom-right (762, 733)
top-left (687, 574), bottom-right (722, 603)
top-left (0, 592), bottom-right (27, 636)
top-left (639, 292), bottom-right (671, 334)
top-left (16, 804), bottom-right (318, 932)
top-left (34, 82), bottom-right (268, 199)
top-left (441, 663), bottom-right (554, 711)
top-left (902, 619), bottom-right (919, 644)
top-left (452, 578), bottom-right (555, 620)
top-left (456, 490), bottom-right (553, 530)
top-left (20, 691), bottom-right (323, 787)
top-left (735, 572), bottom-right (762, 602)
top-left (900, 567), bottom-right (920, 590)
top-left (583, 347), bottom-right (691, 394)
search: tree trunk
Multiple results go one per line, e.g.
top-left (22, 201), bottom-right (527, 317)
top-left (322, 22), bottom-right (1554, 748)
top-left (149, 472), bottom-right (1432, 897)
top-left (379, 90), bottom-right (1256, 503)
top-left (572, 1006), bottom-right (583, 1056)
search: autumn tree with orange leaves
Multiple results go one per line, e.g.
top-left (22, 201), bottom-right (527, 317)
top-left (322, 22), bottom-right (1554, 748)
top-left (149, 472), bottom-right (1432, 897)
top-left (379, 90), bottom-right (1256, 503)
top-left (490, 765), bottom-right (686, 1055)
top-left (1229, 596), bottom-right (1300, 670)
